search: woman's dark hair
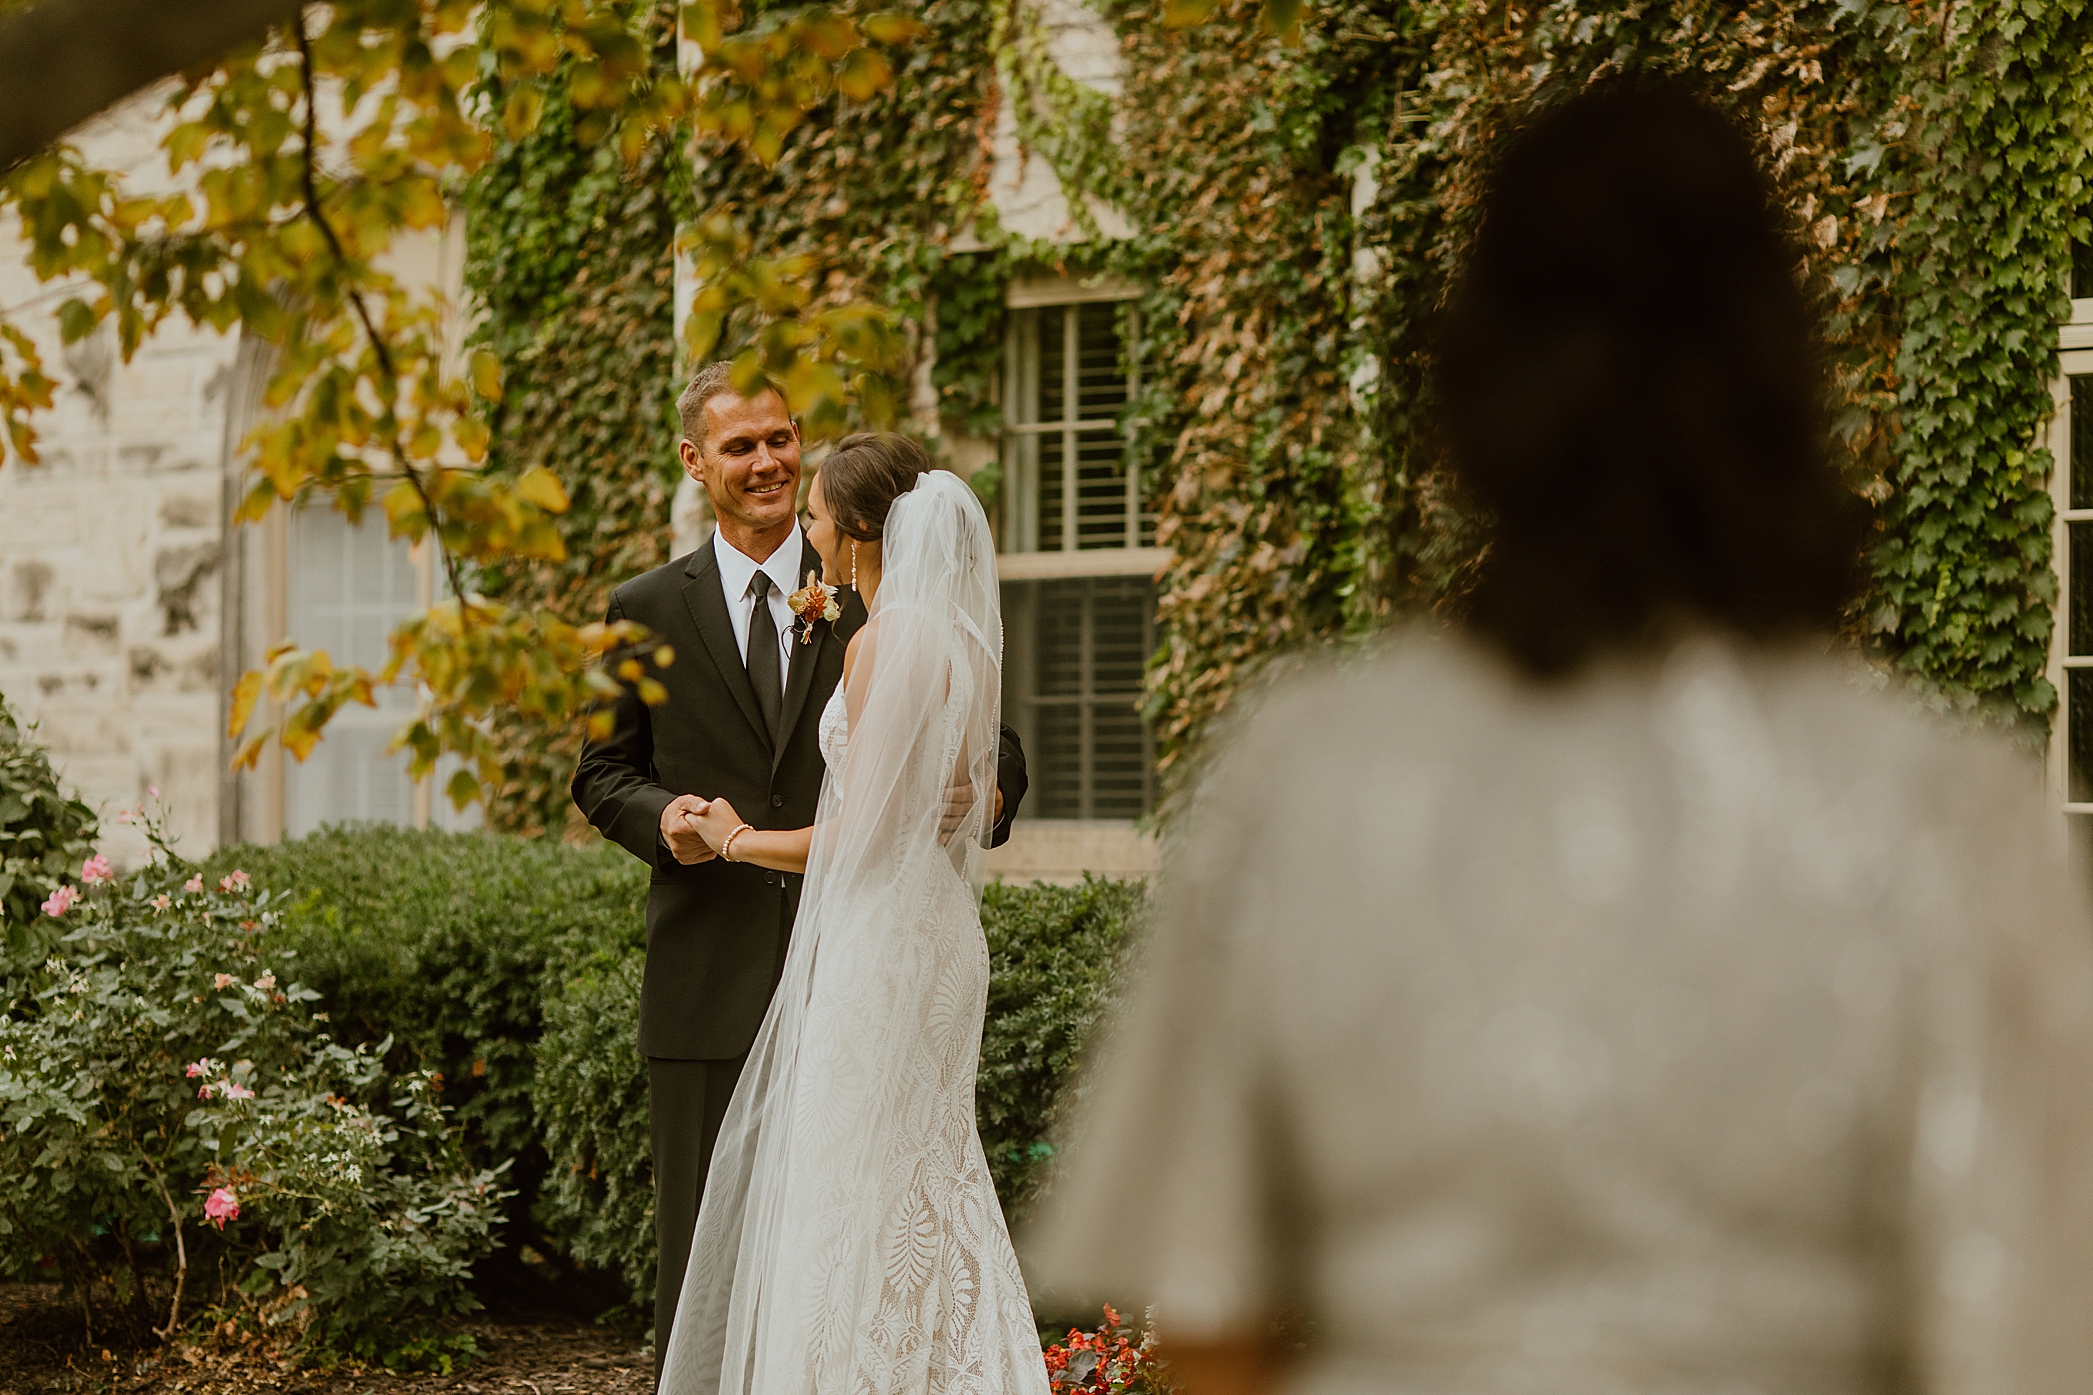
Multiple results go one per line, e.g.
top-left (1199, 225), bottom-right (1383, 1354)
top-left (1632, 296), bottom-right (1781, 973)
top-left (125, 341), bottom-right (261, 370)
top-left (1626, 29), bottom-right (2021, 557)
top-left (820, 431), bottom-right (934, 541)
top-left (1435, 77), bottom-right (1868, 676)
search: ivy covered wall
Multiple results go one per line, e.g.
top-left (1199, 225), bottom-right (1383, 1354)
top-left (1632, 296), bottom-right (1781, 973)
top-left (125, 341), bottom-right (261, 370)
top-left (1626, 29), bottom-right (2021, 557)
top-left (463, 1), bottom-right (694, 837)
top-left (466, 0), bottom-right (2093, 830)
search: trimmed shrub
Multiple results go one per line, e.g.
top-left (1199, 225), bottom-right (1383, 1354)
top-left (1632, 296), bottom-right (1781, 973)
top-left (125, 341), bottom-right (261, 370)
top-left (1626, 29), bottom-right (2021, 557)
top-left (534, 947), bottom-right (651, 1308)
top-left (0, 818), bottom-right (506, 1363)
top-left (201, 827), bottom-right (647, 1280)
top-left (0, 692), bottom-right (98, 970)
top-left (531, 872), bottom-right (1146, 1309)
top-left (977, 877), bottom-right (1146, 1217)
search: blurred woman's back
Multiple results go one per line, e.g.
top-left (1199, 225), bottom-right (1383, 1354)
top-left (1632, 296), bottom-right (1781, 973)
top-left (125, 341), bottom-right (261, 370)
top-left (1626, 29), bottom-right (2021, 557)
top-left (1029, 80), bottom-right (2093, 1394)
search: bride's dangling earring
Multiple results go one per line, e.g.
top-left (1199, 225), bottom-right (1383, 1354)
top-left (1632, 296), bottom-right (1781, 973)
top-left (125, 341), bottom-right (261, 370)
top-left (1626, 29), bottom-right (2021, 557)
top-left (847, 538), bottom-right (858, 591)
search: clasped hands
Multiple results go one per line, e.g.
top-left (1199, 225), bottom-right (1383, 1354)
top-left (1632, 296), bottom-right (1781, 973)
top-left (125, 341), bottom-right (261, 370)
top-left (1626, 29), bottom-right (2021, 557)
top-left (659, 783), bottom-right (1003, 864)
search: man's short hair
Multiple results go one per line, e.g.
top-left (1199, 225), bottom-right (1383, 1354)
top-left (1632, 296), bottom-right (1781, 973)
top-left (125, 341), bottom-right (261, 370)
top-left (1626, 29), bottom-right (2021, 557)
top-left (677, 361), bottom-right (786, 450)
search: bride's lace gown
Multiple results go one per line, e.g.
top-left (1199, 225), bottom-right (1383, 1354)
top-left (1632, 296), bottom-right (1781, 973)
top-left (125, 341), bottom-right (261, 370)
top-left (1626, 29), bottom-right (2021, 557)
top-left (663, 472), bottom-right (1046, 1395)
top-left (801, 688), bottom-right (1042, 1392)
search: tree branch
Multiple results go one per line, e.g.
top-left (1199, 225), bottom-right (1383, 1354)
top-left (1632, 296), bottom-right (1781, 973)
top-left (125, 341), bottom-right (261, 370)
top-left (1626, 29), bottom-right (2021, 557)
top-left (0, 0), bottom-right (307, 171)
top-left (289, 18), bottom-right (470, 614)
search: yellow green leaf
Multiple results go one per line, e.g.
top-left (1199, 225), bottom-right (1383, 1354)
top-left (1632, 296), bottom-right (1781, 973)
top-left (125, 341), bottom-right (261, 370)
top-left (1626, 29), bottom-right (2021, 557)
top-left (445, 767), bottom-right (481, 811)
top-left (228, 670), bottom-right (264, 740)
top-left (503, 86), bottom-right (548, 140)
top-left (836, 47), bottom-right (893, 102)
top-left (517, 465), bottom-right (570, 513)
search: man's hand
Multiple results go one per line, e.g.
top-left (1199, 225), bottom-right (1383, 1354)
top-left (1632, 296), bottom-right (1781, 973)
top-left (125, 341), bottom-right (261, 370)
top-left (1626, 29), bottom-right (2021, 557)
top-left (661, 794), bottom-right (718, 865)
top-left (938, 782), bottom-right (1006, 846)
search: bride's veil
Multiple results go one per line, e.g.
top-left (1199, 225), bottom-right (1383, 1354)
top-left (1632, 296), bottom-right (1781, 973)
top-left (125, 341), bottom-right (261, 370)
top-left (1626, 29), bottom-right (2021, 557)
top-left (661, 468), bottom-right (1003, 1395)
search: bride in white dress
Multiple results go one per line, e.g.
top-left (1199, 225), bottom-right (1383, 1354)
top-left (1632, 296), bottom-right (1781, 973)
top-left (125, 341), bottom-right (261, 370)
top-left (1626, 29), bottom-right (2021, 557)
top-left (669, 439), bottom-right (1048, 1395)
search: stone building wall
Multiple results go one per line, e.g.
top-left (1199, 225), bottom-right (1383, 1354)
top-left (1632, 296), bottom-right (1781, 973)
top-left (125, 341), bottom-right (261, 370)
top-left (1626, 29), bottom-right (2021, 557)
top-left (0, 90), bottom-right (241, 867)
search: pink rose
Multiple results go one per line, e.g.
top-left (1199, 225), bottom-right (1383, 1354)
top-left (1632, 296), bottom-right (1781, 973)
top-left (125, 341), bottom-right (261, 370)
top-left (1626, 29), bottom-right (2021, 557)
top-left (80, 854), bottom-right (113, 884)
top-left (218, 871), bottom-right (250, 893)
top-left (40, 885), bottom-right (77, 918)
top-left (214, 973), bottom-right (236, 990)
top-left (185, 1059), bottom-right (214, 1078)
top-left (222, 1081), bottom-right (254, 1101)
top-left (148, 785), bottom-right (160, 799)
top-left (197, 1083), bottom-right (213, 1099)
top-left (182, 874), bottom-right (203, 893)
top-left (203, 1187), bottom-right (239, 1229)
top-left (253, 971), bottom-right (276, 992)
top-left (149, 893), bottom-right (171, 913)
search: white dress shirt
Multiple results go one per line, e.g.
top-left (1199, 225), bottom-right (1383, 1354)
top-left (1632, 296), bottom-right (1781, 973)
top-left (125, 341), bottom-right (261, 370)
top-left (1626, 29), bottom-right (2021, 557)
top-left (713, 522), bottom-right (804, 674)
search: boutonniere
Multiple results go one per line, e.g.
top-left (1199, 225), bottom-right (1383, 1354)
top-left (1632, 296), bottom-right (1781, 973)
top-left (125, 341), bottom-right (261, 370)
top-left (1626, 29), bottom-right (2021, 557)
top-left (786, 571), bottom-right (841, 643)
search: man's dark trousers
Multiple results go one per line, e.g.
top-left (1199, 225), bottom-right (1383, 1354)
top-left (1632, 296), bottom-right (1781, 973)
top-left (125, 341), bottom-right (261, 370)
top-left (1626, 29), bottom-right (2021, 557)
top-left (568, 536), bottom-right (1026, 1386)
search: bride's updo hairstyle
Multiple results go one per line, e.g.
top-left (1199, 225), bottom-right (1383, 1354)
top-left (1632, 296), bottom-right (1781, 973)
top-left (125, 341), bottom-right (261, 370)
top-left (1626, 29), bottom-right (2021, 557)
top-left (1435, 77), bottom-right (1869, 678)
top-left (819, 431), bottom-right (935, 542)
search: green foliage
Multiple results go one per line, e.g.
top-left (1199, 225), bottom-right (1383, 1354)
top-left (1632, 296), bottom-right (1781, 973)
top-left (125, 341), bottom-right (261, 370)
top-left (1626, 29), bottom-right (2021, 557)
top-left (1079, 0), bottom-right (2093, 782)
top-left (976, 876), bottom-right (1145, 1217)
top-left (533, 947), bottom-right (652, 1307)
top-left (1860, 1), bottom-right (2093, 721)
top-left (0, 821), bottom-right (507, 1360)
top-left (463, 2), bottom-right (695, 836)
top-left (0, 0), bottom-right (920, 813)
top-left (532, 871), bottom-right (1147, 1309)
top-left (0, 693), bottom-right (98, 964)
top-left (200, 826), bottom-right (647, 1272)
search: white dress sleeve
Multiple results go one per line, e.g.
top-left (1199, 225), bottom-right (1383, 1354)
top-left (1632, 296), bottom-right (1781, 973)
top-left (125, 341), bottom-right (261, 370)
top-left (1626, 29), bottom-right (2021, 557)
top-left (1905, 741), bottom-right (2093, 1393)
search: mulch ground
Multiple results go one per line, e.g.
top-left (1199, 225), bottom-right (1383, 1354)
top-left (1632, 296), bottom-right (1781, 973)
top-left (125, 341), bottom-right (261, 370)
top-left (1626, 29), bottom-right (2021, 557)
top-left (0, 1285), bottom-right (653, 1395)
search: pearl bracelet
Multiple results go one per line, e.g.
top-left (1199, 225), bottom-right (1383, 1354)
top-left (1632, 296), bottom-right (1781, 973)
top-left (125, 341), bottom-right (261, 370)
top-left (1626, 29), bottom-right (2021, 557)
top-left (720, 822), bottom-right (754, 862)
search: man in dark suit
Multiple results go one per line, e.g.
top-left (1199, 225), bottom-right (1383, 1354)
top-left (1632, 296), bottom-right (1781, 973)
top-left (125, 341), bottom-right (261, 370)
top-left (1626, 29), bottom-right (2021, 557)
top-left (570, 364), bottom-right (1027, 1380)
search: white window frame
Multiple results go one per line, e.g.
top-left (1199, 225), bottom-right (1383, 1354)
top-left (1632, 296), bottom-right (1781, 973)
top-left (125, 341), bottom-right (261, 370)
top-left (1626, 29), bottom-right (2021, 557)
top-left (997, 274), bottom-right (1167, 577)
top-left (234, 499), bottom-right (475, 841)
top-left (2043, 293), bottom-right (2093, 834)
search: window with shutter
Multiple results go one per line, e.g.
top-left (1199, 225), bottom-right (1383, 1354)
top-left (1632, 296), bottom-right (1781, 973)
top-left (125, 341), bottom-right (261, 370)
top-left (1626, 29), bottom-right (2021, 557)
top-left (999, 286), bottom-right (1161, 822)
top-left (2047, 277), bottom-right (2093, 881)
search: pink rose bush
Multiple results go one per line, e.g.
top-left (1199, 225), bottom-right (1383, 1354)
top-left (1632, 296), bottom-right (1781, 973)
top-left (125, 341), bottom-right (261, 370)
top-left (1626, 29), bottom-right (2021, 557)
top-left (204, 1186), bottom-right (240, 1229)
top-left (0, 810), bottom-right (510, 1362)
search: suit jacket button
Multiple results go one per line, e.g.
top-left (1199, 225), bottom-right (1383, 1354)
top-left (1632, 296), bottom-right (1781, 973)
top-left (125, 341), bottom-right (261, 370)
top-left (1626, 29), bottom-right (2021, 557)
top-left (764, 872), bottom-right (776, 887)
top-left (771, 794), bottom-right (784, 807)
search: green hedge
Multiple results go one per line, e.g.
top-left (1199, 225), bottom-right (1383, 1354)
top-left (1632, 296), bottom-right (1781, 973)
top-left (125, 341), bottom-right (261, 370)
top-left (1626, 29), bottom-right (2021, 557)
top-left (207, 826), bottom-right (1144, 1313)
top-left (0, 693), bottom-right (98, 970)
top-left (201, 827), bottom-right (649, 1286)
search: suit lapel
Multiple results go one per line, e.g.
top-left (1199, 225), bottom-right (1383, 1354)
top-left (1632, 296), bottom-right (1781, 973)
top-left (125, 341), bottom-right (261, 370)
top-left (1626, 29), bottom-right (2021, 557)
top-left (774, 537), bottom-right (829, 771)
top-left (682, 539), bottom-right (771, 752)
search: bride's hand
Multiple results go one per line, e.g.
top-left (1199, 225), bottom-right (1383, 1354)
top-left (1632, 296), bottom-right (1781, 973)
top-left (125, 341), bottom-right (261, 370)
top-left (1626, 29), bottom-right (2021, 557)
top-left (693, 796), bottom-right (747, 853)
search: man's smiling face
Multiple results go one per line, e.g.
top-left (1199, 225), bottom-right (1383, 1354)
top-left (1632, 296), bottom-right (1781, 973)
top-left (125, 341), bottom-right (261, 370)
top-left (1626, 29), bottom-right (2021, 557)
top-left (685, 387), bottom-right (802, 547)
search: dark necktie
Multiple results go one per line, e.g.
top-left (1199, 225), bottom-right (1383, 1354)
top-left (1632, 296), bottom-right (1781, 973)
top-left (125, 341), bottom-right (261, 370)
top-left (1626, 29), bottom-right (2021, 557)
top-left (747, 572), bottom-right (784, 745)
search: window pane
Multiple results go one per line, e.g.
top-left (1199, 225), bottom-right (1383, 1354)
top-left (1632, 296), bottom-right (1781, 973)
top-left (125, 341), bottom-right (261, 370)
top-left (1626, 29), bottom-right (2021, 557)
top-left (2072, 668), bottom-right (2093, 803)
top-left (1088, 700), bottom-right (1150, 819)
top-left (2070, 813), bottom-right (2093, 895)
top-left (1074, 429), bottom-right (1131, 549)
top-left (1002, 576), bottom-right (1156, 820)
top-left (1075, 302), bottom-right (1126, 420)
top-left (2075, 521), bottom-right (2093, 656)
top-left (1036, 585), bottom-right (1084, 698)
top-left (1089, 575), bottom-right (1151, 691)
top-left (1038, 307), bottom-right (1067, 424)
top-left (1037, 428), bottom-right (1066, 552)
top-left (284, 507), bottom-right (420, 834)
top-left (2076, 238), bottom-right (2093, 301)
top-left (2073, 375), bottom-right (2093, 511)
